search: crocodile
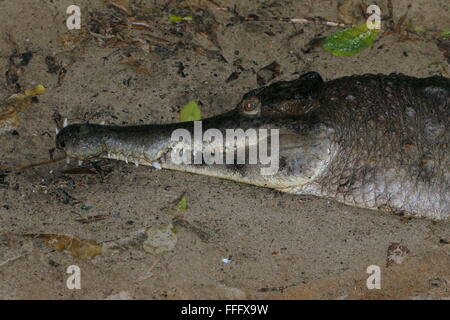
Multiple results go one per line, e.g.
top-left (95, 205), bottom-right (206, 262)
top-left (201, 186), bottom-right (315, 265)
top-left (55, 72), bottom-right (449, 219)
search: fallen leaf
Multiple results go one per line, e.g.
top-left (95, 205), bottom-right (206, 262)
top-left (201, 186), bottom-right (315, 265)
top-left (257, 61), bottom-right (281, 86)
top-left (0, 85), bottom-right (45, 134)
top-left (39, 234), bottom-right (102, 259)
top-left (119, 56), bottom-right (141, 65)
top-left (180, 100), bottom-right (201, 122)
top-left (0, 109), bottom-right (19, 133)
top-left (226, 71), bottom-right (240, 83)
top-left (24, 84), bottom-right (45, 96)
top-left (177, 195), bottom-right (187, 211)
top-left (169, 15), bottom-right (193, 23)
top-left (135, 65), bottom-right (150, 74)
top-left (163, 194), bottom-right (188, 215)
top-left (323, 23), bottom-right (379, 56)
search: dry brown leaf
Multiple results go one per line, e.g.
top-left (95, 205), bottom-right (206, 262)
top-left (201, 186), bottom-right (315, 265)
top-left (0, 85), bottom-right (45, 133)
top-left (135, 65), bottom-right (150, 74)
top-left (40, 234), bottom-right (103, 259)
top-left (256, 61), bottom-right (281, 86)
top-left (119, 56), bottom-right (141, 65)
top-left (0, 109), bottom-right (19, 132)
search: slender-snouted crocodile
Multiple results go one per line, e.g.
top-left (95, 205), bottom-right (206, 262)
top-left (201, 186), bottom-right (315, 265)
top-left (55, 72), bottom-right (449, 220)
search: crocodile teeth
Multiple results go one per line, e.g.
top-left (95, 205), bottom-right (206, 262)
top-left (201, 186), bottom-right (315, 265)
top-left (151, 162), bottom-right (162, 169)
top-left (63, 118), bottom-right (69, 127)
top-left (135, 162), bottom-right (139, 167)
top-left (78, 160), bottom-right (83, 166)
top-left (66, 157), bottom-right (71, 164)
top-left (55, 127), bottom-right (60, 135)
top-left (100, 121), bottom-right (105, 125)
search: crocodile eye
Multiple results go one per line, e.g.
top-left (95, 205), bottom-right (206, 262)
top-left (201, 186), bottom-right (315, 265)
top-left (244, 102), bottom-right (256, 112)
top-left (240, 97), bottom-right (261, 116)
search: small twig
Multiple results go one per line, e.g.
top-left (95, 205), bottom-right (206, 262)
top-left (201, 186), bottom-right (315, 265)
top-left (0, 155), bottom-right (67, 172)
top-left (394, 12), bottom-right (408, 34)
top-left (135, 257), bottom-right (162, 282)
top-left (206, 0), bottom-right (349, 28)
top-left (0, 254), bottom-right (26, 268)
top-left (206, 0), bottom-right (230, 11)
top-left (76, 215), bottom-right (111, 224)
top-left (236, 16), bottom-right (349, 28)
top-left (277, 17), bottom-right (349, 27)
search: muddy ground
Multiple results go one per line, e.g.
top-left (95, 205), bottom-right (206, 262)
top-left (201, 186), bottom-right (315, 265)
top-left (0, 0), bottom-right (449, 300)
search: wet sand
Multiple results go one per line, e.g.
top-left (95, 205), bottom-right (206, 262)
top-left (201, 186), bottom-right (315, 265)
top-left (0, 0), bottom-right (449, 299)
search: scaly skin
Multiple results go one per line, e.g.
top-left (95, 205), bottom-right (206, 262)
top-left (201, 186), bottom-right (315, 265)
top-left (289, 74), bottom-right (449, 219)
top-left (56, 73), bottom-right (449, 219)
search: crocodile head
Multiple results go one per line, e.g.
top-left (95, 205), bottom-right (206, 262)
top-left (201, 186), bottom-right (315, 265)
top-left (56, 72), bottom-right (335, 190)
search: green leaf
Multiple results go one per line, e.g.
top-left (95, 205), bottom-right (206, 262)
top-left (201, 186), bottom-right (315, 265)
top-left (180, 100), bottom-right (201, 122)
top-left (163, 194), bottom-right (188, 215)
top-left (441, 30), bottom-right (450, 37)
top-left (177, 195), bottom-right (187, 211)
top-left (323, 23), bottom-right (379, 56)
top-left (169, 15), bottom-right (193, 23)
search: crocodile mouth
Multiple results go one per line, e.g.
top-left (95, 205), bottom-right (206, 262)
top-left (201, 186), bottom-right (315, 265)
top-left (56, 103), bottom-right (335, 190)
